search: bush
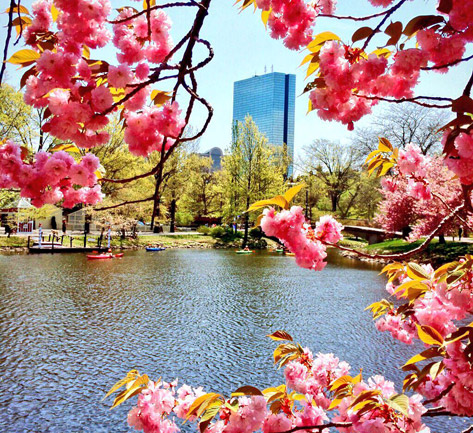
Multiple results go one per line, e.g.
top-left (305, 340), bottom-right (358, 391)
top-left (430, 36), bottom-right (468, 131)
top-left (209, 226), bottom-right (226, 239)
top-left (249, 227), bottom-right (263, 239)
top-left (210, 226), bottom-right (242, 243)
top-left (197, 225), bottom-right (210, 235)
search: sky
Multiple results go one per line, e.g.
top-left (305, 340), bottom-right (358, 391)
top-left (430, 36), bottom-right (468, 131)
top-left (1, 0), bottom-right (472, 159)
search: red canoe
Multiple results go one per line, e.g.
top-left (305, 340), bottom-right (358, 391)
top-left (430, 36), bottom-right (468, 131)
top-left (87, 253), bottom-right (124, 260)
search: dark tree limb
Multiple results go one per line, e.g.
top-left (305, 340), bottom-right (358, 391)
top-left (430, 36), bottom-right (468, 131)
top-left (0, 0), bottom-right (15, 86)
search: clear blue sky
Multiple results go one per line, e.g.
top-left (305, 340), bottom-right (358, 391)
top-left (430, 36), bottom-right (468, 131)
top-left (1, 1), bottom-right (471, 158)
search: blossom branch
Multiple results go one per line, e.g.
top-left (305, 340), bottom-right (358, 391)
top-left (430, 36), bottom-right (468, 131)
top-left (328, 203), bottom-right (465, 261)
top-left (362, 0), bottom-right (408, 51)
top-left (356, 94), bottom-right (452, 109)
top-left (318, 0), bottom-right (407, 22)
top-left (278, 421), bottom-right (353, 433)
top-left (0, 0), bottom-right (15, 86)
top-left (431, 192), bottom-right (473, 232)
top-left (463, 70), bottom-right (473, 96)
top-left (423, 382), bottom-right (455, 405)
top-left (108, 1), bottom-right (199, 24)
top-left (421, 54), bottom-right (473, 71)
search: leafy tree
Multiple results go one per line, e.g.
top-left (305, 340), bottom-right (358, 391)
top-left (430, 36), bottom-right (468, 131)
top-left (222, 116), bottom-right (287, 246)
top-left (302, 139), bottom-right (361, 213)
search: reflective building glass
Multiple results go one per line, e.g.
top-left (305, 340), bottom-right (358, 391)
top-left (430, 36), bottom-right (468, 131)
top-left (233, 72), bottom-right (295, 176)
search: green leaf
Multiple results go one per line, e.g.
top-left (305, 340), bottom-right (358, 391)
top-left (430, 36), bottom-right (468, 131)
top-left (387, 394), bottom-right (409, 416)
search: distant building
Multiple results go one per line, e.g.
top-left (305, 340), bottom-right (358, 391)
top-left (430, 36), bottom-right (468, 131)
top-left (199, 147), bottom-right (223, 171)
top-left (233, 72), bottom-right (295, 176)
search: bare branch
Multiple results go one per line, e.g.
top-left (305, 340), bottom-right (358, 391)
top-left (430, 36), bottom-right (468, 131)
top-left (422, 54), bottom-right (473, 71)
top-left (318, 0), bottom-right (407, 22)
top-left (0, 0), bottom-right (15, 85)
top-left (94, 196), bottom-right (154, 211)
top-left (108, 1), bottom-right (199, 24)
top-left (356, 94), bottom-right (452, 109)
top-left (362, 0), bottom-right (408, 51)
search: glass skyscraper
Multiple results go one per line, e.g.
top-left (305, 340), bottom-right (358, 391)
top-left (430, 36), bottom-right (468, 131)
top-left (233, 72), bottom-right (296, 176)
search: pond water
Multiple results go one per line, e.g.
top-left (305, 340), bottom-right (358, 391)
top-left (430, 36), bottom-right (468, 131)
top-left (0, 249), bottom-right (469, 432)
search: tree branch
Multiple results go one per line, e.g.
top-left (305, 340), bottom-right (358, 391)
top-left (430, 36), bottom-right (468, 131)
top-left (0, 0), bottom-right (15, 86)
top-left (362, 0), bottom-right (408, 51)
top-left (109, 1), bottom-right (199, 24)
top-left (278, 422), bottom-right (352, 433)
top-left (94, 196), bottom-right (154, 211)
top-left (328, 203), bottom-right (465, 261)
top-left (422, 54), bottom-right (473, 71)
top-left (356, 94), bottom-right (452, 109)
top-left (318, 0), bottom-right (407, 22)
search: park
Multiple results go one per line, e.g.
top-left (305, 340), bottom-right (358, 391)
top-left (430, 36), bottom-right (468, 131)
top-left (2, 0), bottom-right (473, 433)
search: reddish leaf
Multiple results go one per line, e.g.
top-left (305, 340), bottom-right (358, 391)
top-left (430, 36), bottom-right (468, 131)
top-left (403, 15), bottom-right (445, 37)
top-left (437, 0), bottom-right (452, 14)
top-left (352, 27), bottom-right (374, 43)
top-left (384, 21), bottom-right (403, 46)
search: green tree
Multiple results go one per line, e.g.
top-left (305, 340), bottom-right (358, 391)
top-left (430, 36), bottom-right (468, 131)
top-left (223, 116), bottom-right (287, 247)
top-left (302, 139), bottom-right (360, 213)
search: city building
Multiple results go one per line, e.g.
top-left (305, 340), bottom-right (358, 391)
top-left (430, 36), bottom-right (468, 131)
top-left (199, 147), bottom-right (223, 172)
top-left (233, 72), bottom-right (295, 176)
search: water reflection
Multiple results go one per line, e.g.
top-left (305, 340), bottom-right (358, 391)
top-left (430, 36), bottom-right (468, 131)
top-left (0, 249), bottom-right (468, 432)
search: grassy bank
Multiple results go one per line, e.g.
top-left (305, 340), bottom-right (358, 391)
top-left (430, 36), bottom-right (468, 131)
top-left (359, 238), bottom-right (473, 264)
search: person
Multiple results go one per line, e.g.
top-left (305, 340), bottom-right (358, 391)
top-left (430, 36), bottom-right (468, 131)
top-left (459, 226), bottom-right (463, 241)
top-left (243, 246), bottom-right (250, 251)
top-left (51, 216), bottom-right (57, 230)
top-left (4, 224), bottom-right (11, 238)
top-left (62, 218), bottom-right (67, 235)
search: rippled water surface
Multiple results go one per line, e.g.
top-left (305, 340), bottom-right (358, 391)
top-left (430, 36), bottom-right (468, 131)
top-left (0, 249), bottom-right (469, 432)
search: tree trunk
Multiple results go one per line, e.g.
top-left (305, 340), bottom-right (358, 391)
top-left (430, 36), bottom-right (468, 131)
top-left (439, 233), bottom-right (446, 244)
top-left (170, 199), bottom-right (176, 233)
top-left (331, 194), bottom-right (338, 212)
top-left (242, 195), bottom-right (250, 247)
top-left (150, 180), bottom-right (160, 230)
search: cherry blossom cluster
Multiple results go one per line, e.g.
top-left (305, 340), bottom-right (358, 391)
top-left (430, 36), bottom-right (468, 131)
top-left (0, 140), bottom-right (103, 208)
top-left (124, 348), bottom-right (429, 433)
top-left (124, 103), bottom-right (185, 157)
top-left (375, 262), bottom-right (473, 416)
top-left (309, 42), bottom-right (426, 130)
top-left (376, 154), bottom-right (469, 240)
top-left (253, 0), bottom-right (336, 50)
top-left (443, 130), bottom-right (473, 185)
top-left (260, 207), bottom-right (343, 271)
top-left (7, 0), bottom-right (187, 206)
top-left (113, 7), bottom-right (172, 65)
top-left (251, 0), bottom-right (473, 130)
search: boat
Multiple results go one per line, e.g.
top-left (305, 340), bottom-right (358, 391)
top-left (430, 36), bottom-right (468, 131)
top-left (285, 252), bottom-right (295, 257)
top-left (275, 248), bottom-right (284, 252)
top-left (87, 253), bottom-right (124, 259)
top-left (146, 247), bottom-right (166, 252)
top-left (236, 250), bottom-right (253, 254)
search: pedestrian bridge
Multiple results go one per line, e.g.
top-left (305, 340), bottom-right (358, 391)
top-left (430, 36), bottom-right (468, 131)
top-left (343, 225), bottom-right (403, 245)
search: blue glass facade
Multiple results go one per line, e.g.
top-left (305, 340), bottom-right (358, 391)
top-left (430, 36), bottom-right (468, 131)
top-left (233, 72), bottom-right (295, 176)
